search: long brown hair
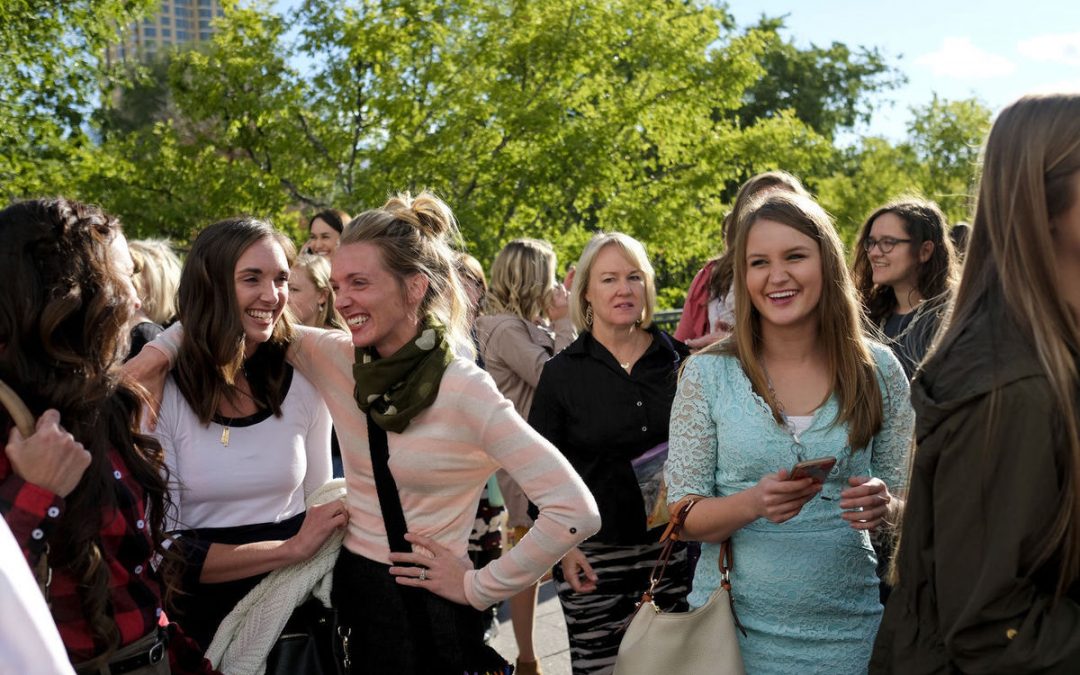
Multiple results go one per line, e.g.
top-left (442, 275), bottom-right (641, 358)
top-left (853, 199), bottom-right (958, 324)
top-left (931, 93), bottom-right (1080, 596)
top-left (0, 198), bottom-right (174, 663)
top-left (175, 218), bottom-right (296, 424)
top-left (705, 191), bottom-right (884, 450)
top-left (708, 170), bottom-right (811, 302)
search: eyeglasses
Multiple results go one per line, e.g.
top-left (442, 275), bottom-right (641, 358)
top-left (863, 236), bottom-right (912, 253)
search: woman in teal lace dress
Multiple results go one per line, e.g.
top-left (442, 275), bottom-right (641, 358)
top-left (664, 191), bottom-right (914, 674)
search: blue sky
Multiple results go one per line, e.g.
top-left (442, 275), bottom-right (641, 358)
top-left (724, 0), bottom-right (1080, 140)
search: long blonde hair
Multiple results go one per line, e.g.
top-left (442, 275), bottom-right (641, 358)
top-left (292, 253), bottom-right (347, 331)
top-left (486, 238), bottom-right (557, 321)
top-left (932, 93), bottom-right (1080, 595)
top-left (129, 239), bottom-right (182, 325)
top-left (706, 191), bottom-right (883, 450)
top-left (341, 191), bottom-right (473, 357)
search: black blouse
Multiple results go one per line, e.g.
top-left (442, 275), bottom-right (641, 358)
top-left (528, 326), bottom-right (688, 545)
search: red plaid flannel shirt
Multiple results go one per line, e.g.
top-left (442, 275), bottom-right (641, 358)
top-left (0, 446), bottom-right (164, 661)
top-left (1, 440), bottom-right (217, 673)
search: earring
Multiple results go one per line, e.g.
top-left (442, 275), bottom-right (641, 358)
top-left (585, 305), bottom-right (593, 327)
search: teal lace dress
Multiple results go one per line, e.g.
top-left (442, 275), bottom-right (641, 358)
top-left (664, 342), bottom-right (914, 674)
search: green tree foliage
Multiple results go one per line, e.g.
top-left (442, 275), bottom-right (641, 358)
top-left (0, 0), bottom-right (155, 199)
top-left (816, 96), bottom-right (991, 246)
top-left (80, 0), bottom-right (846, 305)
top-left (4, 0), bottom-right (987, 308)
top-left (737, 16), bottom-right (904, 140)
top-left (907, 94), bottom-right (992, 219)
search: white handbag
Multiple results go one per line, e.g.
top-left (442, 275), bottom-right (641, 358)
top-left (613, 499), bottom-right (746, 674)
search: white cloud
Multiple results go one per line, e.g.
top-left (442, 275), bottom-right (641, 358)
top-left (1017, 32), bottom-right (1080, 67)
top-left (1022, 78), bottom-right (1080, 95)
top-left (914, 37), bottom-right (1016, 79)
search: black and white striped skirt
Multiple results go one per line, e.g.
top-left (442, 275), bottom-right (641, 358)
top-left (553, 539), bottom-right (691, 675)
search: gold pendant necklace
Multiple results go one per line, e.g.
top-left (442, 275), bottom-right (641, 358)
top-left (219, 412), bottom-right (236, 447)
top-left (220, 378), bottom-right (255, 447)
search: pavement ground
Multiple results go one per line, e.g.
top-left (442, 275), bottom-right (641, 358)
top-left (490, 580), bottom-right (572, 674)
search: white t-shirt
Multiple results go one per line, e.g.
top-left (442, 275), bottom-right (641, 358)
top-left (707, 289), bottom-right (736, 332)
top-left (0, 518), bottom-right (73, 675)
top-left (155, 367), bottom-right (332, 531)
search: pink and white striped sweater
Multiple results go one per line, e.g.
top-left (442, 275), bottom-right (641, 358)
top-left (149, 325), bottom-right (600, 609)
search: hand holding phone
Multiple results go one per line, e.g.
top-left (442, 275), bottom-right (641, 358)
top-left (788, 456), bottom-right (837, 484)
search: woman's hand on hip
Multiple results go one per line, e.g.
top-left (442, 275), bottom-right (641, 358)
top-left (559, 546), bottom-right (597, 594)
top-left (388, 532), bottom-right (471, 605)
top-left (286, 499), bottom-right (348, 562)
top-left (839, 476), bottom-right (891, 531)
top-left (752, 470), bottom-right (821, 523)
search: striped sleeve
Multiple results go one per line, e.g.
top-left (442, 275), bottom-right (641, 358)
top-left (458, 368), bottom-right (600, 609)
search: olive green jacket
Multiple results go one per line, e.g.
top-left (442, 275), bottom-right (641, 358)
top-left (871, 299), bottom-right (1080, 674)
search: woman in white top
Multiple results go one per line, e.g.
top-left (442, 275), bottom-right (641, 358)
top-left (136, 194), bottom-right (600, 674)
top-left (152, 217), bottom-right (343, 651)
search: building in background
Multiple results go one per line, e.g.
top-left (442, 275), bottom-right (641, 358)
top-left (106, 0), bottom-right (225, 65)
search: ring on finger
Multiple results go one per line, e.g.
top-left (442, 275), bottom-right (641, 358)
top-left (418, 568), bottom-right (427, 582)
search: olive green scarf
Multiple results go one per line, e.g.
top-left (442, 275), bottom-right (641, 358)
top-left (353, 317), bottom-right (455, 433)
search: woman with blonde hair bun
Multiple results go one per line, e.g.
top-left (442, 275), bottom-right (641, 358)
top-left (136, 191), bottom-right (600, 674)
top-left (872, 93), bottom-right (1080, 673)
top-left (475, 237), bottom-right (576, 675)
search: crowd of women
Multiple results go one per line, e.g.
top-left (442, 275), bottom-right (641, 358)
top-left (2, 91), bottom-right (1080, 675)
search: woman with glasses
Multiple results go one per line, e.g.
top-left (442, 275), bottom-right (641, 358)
top-left (664, 192), bottom-right (914, 674)
top-left (852, 200), bottom-right (958, 379)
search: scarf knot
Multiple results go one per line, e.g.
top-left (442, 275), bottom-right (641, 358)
top-left (352, 317), bottom-right (454, 433)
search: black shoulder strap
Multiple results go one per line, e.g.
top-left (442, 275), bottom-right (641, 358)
top-left (365, 413), bottom-right (411, 553)
top-left (365, 412), bottom-right (452, 668)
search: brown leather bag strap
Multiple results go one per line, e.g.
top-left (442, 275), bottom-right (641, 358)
top-left (717, 536), bottom-right (746, 636)
top-left (0, 378), bottom-right (51, 602)
top-left (642, 498), bottom-right (699, 600)
top-left (0, 379), bottom-right (35, 436)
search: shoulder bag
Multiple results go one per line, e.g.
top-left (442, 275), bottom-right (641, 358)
top-left (366, 412), bottom-right (509, 675)
top-left (613, 499), bottom-right (746, 674)
top-left (266, 598), bottom-right (347, 675)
